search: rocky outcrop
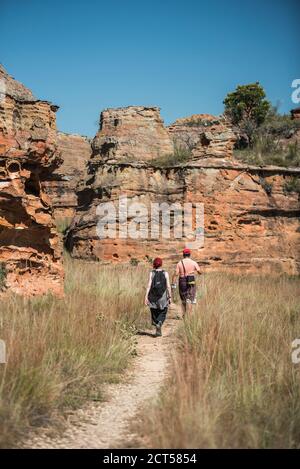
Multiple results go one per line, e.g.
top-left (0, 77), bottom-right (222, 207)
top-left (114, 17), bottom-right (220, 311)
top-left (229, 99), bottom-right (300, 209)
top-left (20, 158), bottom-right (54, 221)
top-left (0, 66), bottom-right (64, 296)
top-left (65, 109), bottom-right (300, 275)
top-left (92, 106), bottom-right (174, 162)
top-left (42, 132), bottom-right (92, 220)
top-left (67, 113), bottom-right (300, 275)
top-left (168, 114), bottom-right (236, 159)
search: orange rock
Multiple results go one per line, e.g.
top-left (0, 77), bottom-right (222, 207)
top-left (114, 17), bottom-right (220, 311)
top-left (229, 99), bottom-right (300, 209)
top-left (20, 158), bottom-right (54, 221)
top-left (0, 66), bottom-right (64, 296)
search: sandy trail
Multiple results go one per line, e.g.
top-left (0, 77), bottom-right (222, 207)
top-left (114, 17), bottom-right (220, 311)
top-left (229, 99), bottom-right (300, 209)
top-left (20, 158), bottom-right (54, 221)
top-left (23, 305), bottom-right (180, 449)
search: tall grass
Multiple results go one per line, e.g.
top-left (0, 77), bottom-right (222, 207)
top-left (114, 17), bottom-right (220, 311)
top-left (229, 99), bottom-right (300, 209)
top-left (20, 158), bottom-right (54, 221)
top-left (0, 257), bottom-right (149, 448)
top-left (137, 274), bottom-right (300, 448)
top-left (151, 146), bottom-right (192, 167)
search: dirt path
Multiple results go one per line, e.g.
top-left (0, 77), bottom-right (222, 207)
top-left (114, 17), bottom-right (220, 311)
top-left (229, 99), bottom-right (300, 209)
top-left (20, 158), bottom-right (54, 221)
top-left (23, 306), bottom-right (180, 449)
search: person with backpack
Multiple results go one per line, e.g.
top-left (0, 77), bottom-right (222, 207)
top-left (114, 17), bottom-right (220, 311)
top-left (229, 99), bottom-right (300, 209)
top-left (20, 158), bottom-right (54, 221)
top-left (144, 257), bottom-right (172, 337)
top-left (172, 248), bottom-right (201, 318)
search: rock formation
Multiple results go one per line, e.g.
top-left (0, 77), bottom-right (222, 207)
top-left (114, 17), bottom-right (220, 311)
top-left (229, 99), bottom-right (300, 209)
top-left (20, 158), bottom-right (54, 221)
top-left (66, 109), bottom-right (300, 276)
top-left (92, 106), bottom-right (174, 162)
top-left (42, 132), bottom-right (92, 221)
top-left (1, 66), bottom-right (299, 281)
top-left (0, 65), bottom-right (64, 296)
top-left (168, 114), bottom-right (237, 159)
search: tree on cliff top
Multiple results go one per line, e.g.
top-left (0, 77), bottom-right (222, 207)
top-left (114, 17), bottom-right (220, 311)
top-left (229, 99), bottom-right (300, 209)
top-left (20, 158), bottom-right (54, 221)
top-left (224, 82), bottom-right (271, 143)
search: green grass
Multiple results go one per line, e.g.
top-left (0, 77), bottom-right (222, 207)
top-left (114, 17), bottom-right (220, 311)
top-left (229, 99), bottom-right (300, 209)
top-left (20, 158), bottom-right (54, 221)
top-left (136, 274), bottom-right (300, 448)
top-left (0, 256), bottom-right (149, 448)
top-left (234, 112), bottom-right (300, 167)
top-left (234, 141), bottom-right (300, 167)
top-left (151, 146), bottom-right (192, 167)
top-left (55, 217), bottom-right (73, 235)
top-left (283, 176), bottom-right (300, 194)
top-left (0, 263), bottom-right (6, 290)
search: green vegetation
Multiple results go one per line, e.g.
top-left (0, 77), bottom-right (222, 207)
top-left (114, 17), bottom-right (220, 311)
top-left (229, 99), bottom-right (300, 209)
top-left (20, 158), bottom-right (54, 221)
top-left (234, 108), bottom-right (300, 167)
top-left (185, 118), bottom-right (220, 127)
top-left (152, 146), bottom-right (192, 167)
top-left (55, 217), bottom-right (73, 235)
top-left (223, 83), bottom-right (300, 167)
top-left (224, 82), bottom-right (271, 143)
top-left (0, 263), bottom-right (6, 289)
top-left (0, 257), bottom-right (149, 448)
top-left (284, 176), bottom-right (300, 194)
top-left (137, 274), bottom-right (300, 448)
top-left (130, 257), bottom-right (139, 266)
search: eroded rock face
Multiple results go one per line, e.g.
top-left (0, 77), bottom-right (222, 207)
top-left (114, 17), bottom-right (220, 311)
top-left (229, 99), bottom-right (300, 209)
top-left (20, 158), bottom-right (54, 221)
top-left (92, 106), bottom-right (174, 161)
top-left (168, 114), bottom-right (236, 159)
top-left (42, 132), bottom-right (92, 221)
top-left (0, 66), bottom-right (64, 296)
top-left (67, 158), bottom-right (300, 275)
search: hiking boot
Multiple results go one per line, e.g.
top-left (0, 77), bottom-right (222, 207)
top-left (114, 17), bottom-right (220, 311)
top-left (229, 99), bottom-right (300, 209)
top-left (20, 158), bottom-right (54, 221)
top-left (155, 321), bottom-right (162, 337)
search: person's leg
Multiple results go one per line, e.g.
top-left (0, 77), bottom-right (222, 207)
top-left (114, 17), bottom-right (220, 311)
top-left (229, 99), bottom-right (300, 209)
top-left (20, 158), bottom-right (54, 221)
top-left (150, 308), bottom-right (158, 326)
top-left (179, 278), bottom-right (187, 319)
top-left (156, 307), bottom-right (167, 325)
top-left (181, 301), bottom-right (187, 318)
top-left (186, 300), bottom-right (192, 315)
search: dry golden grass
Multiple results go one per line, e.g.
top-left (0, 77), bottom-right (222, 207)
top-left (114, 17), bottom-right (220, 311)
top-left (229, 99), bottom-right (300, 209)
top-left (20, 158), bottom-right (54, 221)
top-left (137, 274), bottom-right (300, 448)
top-left (0, 256), bottom-right (149, 448)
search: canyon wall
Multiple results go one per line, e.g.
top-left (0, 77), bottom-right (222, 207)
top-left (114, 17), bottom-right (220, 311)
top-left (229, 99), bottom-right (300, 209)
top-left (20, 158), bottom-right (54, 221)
top-left (66, 107), bottom-right (300, 275)
top-left (42, 132), bottom-right (92, 220)
top-left (0, 66), bottom-right (64, 296)
top-left (1, 66), bottom-right (299, 284)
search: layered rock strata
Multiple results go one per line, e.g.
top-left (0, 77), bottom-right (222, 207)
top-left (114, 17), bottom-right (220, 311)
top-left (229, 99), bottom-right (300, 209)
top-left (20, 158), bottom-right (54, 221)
top-left (42, 132), bottom-right (92, 221)
top-left (0, 66), bottom-right (64, 295)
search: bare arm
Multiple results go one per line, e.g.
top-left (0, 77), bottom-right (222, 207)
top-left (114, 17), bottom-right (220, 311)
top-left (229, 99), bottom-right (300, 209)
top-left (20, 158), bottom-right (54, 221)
top-left (145, 272), bottom-right (152, 305)
top-left (165, 272), bottom-right (172, 301)
top-left (195, 262), bottom-right (202, 275)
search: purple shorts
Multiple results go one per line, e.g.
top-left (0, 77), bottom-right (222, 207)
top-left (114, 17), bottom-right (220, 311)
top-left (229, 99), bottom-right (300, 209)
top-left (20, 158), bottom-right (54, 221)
top-left (179, 277), bottom-right (196, 304)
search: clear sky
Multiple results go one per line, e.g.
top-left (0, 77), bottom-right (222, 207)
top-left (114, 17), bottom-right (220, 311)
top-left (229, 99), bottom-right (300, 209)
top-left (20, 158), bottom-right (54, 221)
top-left (1, 0), bottom-right (299, 137)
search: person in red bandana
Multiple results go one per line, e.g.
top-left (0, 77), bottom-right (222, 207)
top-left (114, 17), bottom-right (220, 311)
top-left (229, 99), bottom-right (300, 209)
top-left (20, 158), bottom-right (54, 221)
top-left (145, 257), bottom-right (172, 337)
top-left (172, 248), bottom-right (202, 318)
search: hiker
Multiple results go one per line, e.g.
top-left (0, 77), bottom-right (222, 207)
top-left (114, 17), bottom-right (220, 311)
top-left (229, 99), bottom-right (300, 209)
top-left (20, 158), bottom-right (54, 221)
top-left (144, 257), bottom-right (172, 337)
top-left (172, 248), bottom-right (201, 318)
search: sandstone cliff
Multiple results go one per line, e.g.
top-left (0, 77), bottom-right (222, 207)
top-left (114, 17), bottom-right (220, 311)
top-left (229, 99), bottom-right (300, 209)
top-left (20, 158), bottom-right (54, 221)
top-left (168, 113), bottom-right (236, 159)
top-left (92, 106), bottom-right (174, 162)
top-left (0, 66), bottom-right (64, 296)
top-left (66, 108), bottom-right (300, 275)
top-left (42, 132), bottom-right (92, 221)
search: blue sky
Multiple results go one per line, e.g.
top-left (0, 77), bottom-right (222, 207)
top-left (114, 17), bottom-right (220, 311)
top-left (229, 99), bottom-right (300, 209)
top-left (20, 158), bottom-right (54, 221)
top-left (1, 0), bottom-right (299, 136)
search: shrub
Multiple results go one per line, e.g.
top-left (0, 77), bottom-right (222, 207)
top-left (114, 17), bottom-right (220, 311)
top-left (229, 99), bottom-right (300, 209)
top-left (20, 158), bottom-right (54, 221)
top-left (130, 258), bottom-right (139, 267)
top-left (224, 82), bottom-right (270, 143)
top-left (0, 263), bottom-right (6, 289)
top-left (55, 217), bottom-right (73, 235)
top-left (152, 146), bottom-right (192, 168)
top-left (233, 110), bottom-right (300, 167)
top-left (284, 176), bottom-right (300, 194)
